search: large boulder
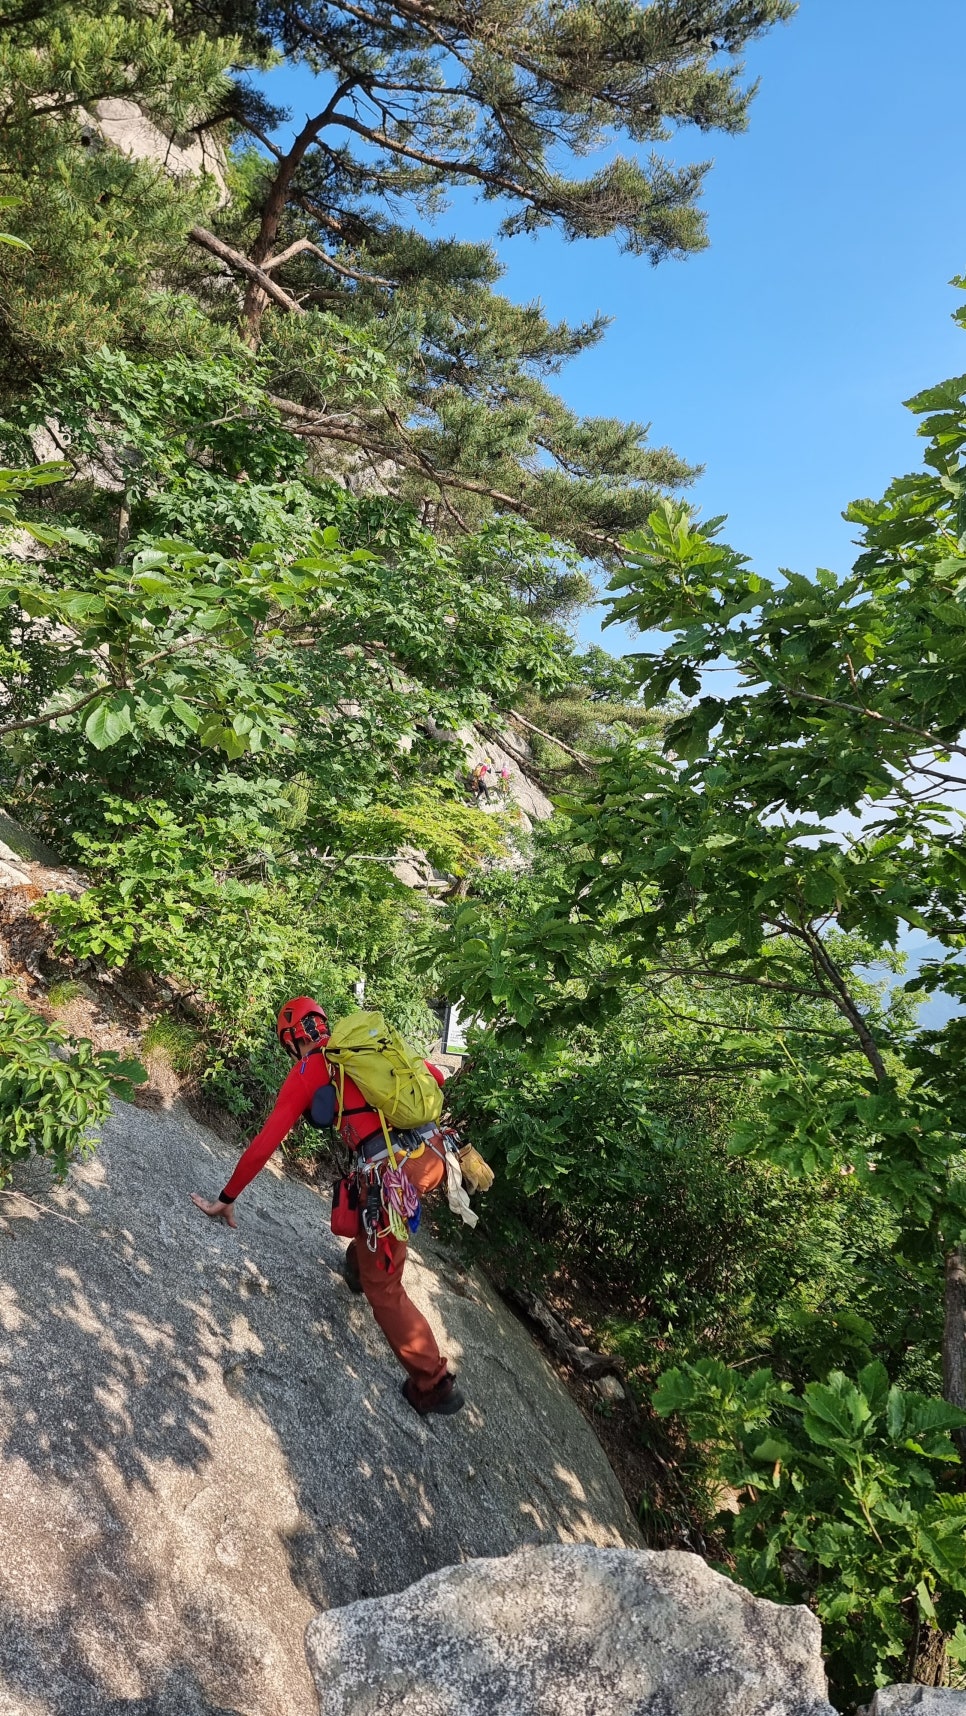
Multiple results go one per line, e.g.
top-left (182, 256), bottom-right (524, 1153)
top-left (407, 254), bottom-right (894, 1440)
top-left (0, 1100), bottom-right (639, 1714)
top-left (861, 1695), bottom-right (966, 1714)
top-left (305, 1543), bottom-right (837, 1716)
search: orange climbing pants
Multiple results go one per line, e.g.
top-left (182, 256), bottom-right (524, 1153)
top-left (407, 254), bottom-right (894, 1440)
top-left (351, 1146), bottom-right (449, 1395)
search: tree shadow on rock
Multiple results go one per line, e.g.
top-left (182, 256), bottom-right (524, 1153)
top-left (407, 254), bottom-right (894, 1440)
top-left (0, 1100), bottom-right (639, 1712)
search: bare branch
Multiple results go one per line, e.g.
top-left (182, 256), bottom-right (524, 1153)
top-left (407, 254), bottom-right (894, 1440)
top-left (261, 236), bottom-right (394, 288)
top-left (785, 684), bottom-right (966, 764)
top-left (188, 226), bottom-right (304, 317)
top-left (509, 707), bottom-right (594, 773)
top-left (793, 921), bottom-right (891, 1085)
top-left (0, 684), bottom-right (107, 739)
top-left (615, 963), bottom-right (831, 1001)
top-left (648, 988), bottom-right (852, 1042)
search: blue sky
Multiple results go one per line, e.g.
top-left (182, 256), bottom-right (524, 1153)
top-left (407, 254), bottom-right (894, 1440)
top-left (254, 0), bottom-right (966, 642)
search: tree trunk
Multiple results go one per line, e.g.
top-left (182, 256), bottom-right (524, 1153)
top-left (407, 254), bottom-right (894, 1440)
top-left (912, 1621), bottom-right (948, 1687)
top-left (942, 1245), bottom-right (966, 1461)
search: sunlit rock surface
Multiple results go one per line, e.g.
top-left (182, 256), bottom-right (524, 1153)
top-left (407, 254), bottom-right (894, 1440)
top-left (0, 1100), bottom-right (639, 1714)
top-left (861, 1693), bottom-right (966, 1714)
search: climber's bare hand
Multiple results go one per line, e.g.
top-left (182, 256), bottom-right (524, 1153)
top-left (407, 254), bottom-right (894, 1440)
top-left (190, 1193), bottom-right (237, 1229)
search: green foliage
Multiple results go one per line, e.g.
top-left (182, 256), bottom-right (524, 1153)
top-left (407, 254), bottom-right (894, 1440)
top-left (439, 330), bottom-right (966, 1333)
top-left (332, 787), bottom-right (512, 877)
top-left (447, 1019), bottom-right (938, 1389)
top-left (0, 197), bottom-right (30, 252)
top-left (217, 0), bottom-right (794, 257)
top-left (0, 357), bottom-right (575, 774)
top-left (36, 795), bottom-right (439, 1117)
top-left (0, 0), bottom-right (777, 561)
top-left (511, 642), bottom-right (669, 783)
top-left (583, 415), bottom-right (966, 1250)
top-left (0, 980), bottom-right (145, 1183)
top-left (0, 350), bottom-right (583, 1139)
top-left (653, 1359), bottom-right (966, 1707)
top-left (434, 313), bottom-right (966, 1708)
top-left (0, 507), bottom-right (365, 759)
top-left (0, 461), bottom-right (92, 549)
top-left (176, 0), bottom-right (795, 558)
top-left (0, 1), bottom-right (235, 389)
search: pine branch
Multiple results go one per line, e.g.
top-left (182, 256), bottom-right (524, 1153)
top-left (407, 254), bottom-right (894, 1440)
top-left (260, 235), bottom-right (394, 288)
top-left (327, 110), bottom-right (547, 209)
top-left (242, 77), bottom-right (362, 336)
top-left (267, 393), bottom-right (622, 551)
top-left (188, 226), bottom-right (304, 317)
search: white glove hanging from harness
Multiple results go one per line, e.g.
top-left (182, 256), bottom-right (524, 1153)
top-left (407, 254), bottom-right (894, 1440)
top-left (444, 1150), bottom-right (478, 1228)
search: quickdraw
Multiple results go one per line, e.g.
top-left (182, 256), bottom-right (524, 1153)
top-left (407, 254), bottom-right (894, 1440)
top-left (354, 1121), bottom-right (490, 1259)
top-left (362, 1171), bottom-right (384, 1253)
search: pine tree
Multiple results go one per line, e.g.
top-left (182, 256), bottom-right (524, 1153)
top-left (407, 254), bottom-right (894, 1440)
top-left (0, 0), bottom-right (795, 562)
top-left (0, 2), bottom-right (236, 391)
top-left (184, 0), bottom-right (794, 557)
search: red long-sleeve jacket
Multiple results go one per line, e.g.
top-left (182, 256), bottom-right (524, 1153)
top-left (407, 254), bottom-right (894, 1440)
top-left (220, 1051), bottom-right (445, 1203)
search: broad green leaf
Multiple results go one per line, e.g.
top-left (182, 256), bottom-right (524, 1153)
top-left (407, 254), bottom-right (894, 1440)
top-left (84, 700), bottom-right (134, 749)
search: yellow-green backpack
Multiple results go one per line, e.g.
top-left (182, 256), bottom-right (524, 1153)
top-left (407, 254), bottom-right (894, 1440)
top-left (324, 1011), bottom-right (443, 1132)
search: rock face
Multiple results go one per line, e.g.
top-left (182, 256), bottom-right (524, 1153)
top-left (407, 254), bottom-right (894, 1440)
top-left (305, 1543), bottom-right (837, 1716)
top-left (85, 99), bottom-right (228, 201)
top-left (0, 809), bottom-right (65, 872)
top-left (389, 844), bottom-right (455, 893)
top-left (462, 730), bottom-right (553, 828)
top-left (0, 1100), bottom-right (640, 1715)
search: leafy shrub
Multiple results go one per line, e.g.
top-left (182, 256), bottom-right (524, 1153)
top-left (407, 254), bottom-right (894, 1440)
top-left (653, 1358), bottom-right (966, 1708)
top-left (37, 797), bottom-right (441, 1123)
top-left (0, 982), bottom-right (145, 1182)
top-left (332, 787), bottom-right (512, 876)
top-left (446, 1033), bottom-right (935, 1389)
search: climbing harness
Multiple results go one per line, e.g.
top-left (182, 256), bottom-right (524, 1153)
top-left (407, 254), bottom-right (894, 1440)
top-left (324, 1072), bottom-right (496, 1259)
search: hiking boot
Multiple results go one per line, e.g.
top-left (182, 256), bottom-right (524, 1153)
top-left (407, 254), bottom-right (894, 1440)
top-left (401, 1373), bottom-right (465, 1417)
top-left (343, 1243), bottom-right (363, 1295)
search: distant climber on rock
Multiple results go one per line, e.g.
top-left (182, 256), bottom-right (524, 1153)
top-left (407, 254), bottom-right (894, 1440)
top-left (191, 998), bottom-right (468, 1417)
top-left (473, 758), bottom-right (500, 804)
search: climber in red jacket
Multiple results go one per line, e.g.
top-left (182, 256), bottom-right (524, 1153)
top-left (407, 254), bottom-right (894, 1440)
top-left (191, 997), bottom-right (463, 1416)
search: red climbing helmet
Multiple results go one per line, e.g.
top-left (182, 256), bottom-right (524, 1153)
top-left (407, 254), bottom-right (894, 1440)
top-left (277, 997), bottom-right (329, 1059)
